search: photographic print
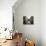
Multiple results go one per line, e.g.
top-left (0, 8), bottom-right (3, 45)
top-left (23, 16), bottom-right (34, 24)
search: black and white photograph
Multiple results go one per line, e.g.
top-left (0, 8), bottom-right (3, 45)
top-left (23, 16), bottom-right (34, 24)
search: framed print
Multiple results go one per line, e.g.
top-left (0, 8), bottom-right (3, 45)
top-left (23, 16), bottom-right (34, 24)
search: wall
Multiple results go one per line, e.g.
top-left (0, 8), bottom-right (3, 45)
top-left (0, 0), bottom-right (16, 30)
top-left (13, 0), bottom-right (41, 46)
top-left (41, 0), bottom-right (46, 46)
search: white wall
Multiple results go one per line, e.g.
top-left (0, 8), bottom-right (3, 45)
top-left (41, 0), bottom-right (46, 46)
top-left (0, 0), bottom-right (16, 30)
top-left (13, 0), bottom-right (41, 46)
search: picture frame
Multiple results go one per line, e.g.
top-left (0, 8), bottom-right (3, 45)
top-left (23, 16), bottom-right (34, 25)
